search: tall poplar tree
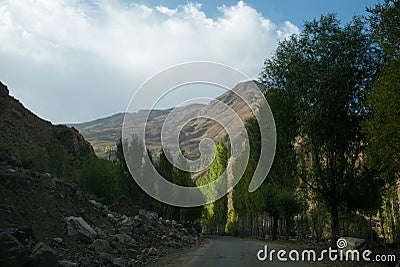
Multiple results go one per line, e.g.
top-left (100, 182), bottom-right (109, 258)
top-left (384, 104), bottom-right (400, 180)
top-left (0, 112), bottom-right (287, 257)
top-left (261, 14), bottom-right (380, 239)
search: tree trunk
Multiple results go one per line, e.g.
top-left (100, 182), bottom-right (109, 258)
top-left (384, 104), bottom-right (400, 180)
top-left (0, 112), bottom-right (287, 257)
top-left (272, 215), bottom-right (278, 240)
top-left (331, 203), bottom-right (340, 242)
top-left (285, 216), bottom-right (290, 240)
top-left (179, 208), bottom-right (184, 222)
top-left (162, 205), bottom-right (166, 219)
top-left (252, 216), bottom-right (255, 237)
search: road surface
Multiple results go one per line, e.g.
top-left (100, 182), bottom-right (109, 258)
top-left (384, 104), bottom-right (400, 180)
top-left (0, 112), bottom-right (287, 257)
top-left (181, 236), bottom-right (309, 267)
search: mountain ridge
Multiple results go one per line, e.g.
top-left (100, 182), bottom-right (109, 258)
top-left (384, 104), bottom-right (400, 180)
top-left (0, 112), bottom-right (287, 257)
top-left (71, 80), bottom-right (265, 158)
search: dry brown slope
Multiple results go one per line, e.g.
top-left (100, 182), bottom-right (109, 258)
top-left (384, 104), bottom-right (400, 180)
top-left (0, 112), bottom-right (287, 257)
top-left (72, 80), bottom-right (265, 158)
top-left (0, 81), bottom-right (93, 164)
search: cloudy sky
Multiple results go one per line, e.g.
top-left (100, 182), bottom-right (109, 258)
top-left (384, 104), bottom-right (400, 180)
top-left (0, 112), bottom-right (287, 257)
top-left (0, 0), bottom-right (378, 123)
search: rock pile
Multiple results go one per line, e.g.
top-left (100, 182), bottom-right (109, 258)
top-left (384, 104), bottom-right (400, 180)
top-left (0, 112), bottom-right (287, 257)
top-left (57, 203), bottom-right (202, 266)
top-left (0, 165), bottom-right (202, 267)
top-left (0, 227), bottom-right (58, 267)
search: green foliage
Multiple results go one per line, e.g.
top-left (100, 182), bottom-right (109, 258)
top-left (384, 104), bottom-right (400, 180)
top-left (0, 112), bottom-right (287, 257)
top-left (363, 62), bottom-right (400, 182)
top-left (21, 147), bottom-right (48, 171)
top-left (78, 154), bottom-right (119, 204)
top-left (310, 202), bottom-right (331, 240)
top-left (265, 87), bottom-right (302, 238)
top-left (380, 183), bottom-right (400, 242)
top-left (368, 0), bottom-right (400, 60)
top-left (232, 146), bottom-right (257, 218)
top-left (174, 151), bottom-right (202, 221)
top-left (21, 138), bottom-right (120, 204)
top-left (20, 133), bottom-right (202, 222)
top-left (116, 137), bottom-right (155, 210)
top-left (231, 86), bottom-right (303, 239)
top-left (157, 150), bottom-right (174, 182)
top-left (115, 138), bottom-right (201, 221)
top-left (197, 142), bottom-right (228, 233)
top-left (261, 13), bottom-right (380, 239)
top-left (363, 0), bottom-right (400, 242)
top-left (21, 139), bottom-right (73, 179)
top-left (225, 209), bottom-right (239, 233)
top-left (364, 0), bottom-right (400, 183)
top-left (155, 149), bottom-right (179, 219)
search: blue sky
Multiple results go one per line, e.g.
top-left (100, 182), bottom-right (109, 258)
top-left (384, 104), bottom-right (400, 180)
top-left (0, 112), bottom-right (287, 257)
top-left (134, 0), bottom-right (378, 25)
top-left (0, 0), bottom-right (381, 123)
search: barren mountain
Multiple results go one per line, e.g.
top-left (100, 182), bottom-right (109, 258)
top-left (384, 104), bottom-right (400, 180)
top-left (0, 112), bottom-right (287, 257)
top-left (72, 80), bottom-right (265, 158)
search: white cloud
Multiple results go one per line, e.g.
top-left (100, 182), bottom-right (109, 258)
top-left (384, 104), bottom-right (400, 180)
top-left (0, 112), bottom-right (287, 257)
top-left (277, 21), bottom-right (300, 39)
top-left (155, 6), bottom-right (177, 16)
top-left (0, 0), bottom-right (299, 123)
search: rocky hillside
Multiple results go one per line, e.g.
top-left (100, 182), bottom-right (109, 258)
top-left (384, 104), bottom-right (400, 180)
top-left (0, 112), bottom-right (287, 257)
top-left (0, 81), bottom-right (93, 164)
top-left (0, 166), bottom-right (202, 266)
top-left (72, 81), bottom-right (265, 158)
top-left (0, 82), bottom-right (203, 266)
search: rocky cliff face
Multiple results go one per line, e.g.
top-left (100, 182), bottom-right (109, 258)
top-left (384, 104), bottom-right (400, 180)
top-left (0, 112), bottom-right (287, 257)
top-left (0, 81), bottom-right (93, 165)
top-left (52, 125), bottom-right (94, 163)
top-left (0, 82), bottom-right (9, 97)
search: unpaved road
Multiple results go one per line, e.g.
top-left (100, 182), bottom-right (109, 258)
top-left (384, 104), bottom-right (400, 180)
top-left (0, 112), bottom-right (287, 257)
top-left (179, 236), bottom-right (309, 267)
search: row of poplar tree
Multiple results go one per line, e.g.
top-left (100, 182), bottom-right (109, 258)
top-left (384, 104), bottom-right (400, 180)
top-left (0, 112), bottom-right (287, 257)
top-left (222, 0), bottom-right (399, 243)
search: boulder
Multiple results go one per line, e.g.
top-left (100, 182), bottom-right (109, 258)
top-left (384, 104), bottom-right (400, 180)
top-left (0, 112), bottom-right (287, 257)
top-left (139, 209), bottom-right (158, 221)
top-left (161, 235), bottom-right (170, 242)
top-left (66, 216), bottom-right (96, 243)
top-left (119, 225), bottom-right (133, 235)
top-left (127, 249), bottom-right (139, 258)
top-left (28, 242), bottom-right (58, 267)
top-left (171, 241), bottom-right (183, 248)
top-left (121, 216), bottom-right (135, 227)
top-left (114, 234), bottom-right (132, 244)
top-left (136, 224), bottom-right (148, 235)
top-left (168, 231), bottom-right (180, 240)
top-left (126, 240), bottom-right (139, 250)
top-left (148, 247), bottom-right (158, 256)
top-left (133, 215), bottom-right (144, 227)
top-left (94, 227), bottom-right (107, 239)
top-left (0, 232), bottom-right (30, 267)
top-left (107, 213), bottom-right (117, 223)
top-left (98, 253), bottom-right (113, 265)
top-left (1, 226), bottom-right (34, 244)
top-left (91, 239), bottom-right (112, 254)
